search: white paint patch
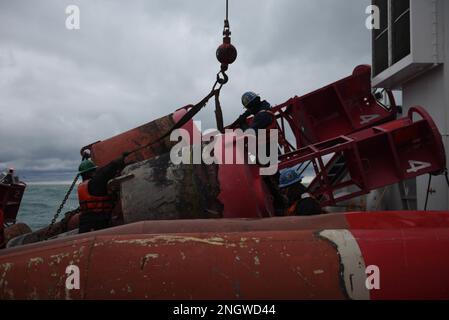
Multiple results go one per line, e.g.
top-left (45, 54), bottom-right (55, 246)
top-left (319, 229), bottom-right (370, 300)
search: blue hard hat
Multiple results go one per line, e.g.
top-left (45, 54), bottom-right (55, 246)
top-left (279, 166), bottom-right (304, 188)
top-left (241, 91), bottom-right (259, 108)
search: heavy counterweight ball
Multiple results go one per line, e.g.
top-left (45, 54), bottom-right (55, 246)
top-left (216, 36), bottom-right (237, 66)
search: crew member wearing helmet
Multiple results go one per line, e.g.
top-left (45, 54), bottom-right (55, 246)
top-left (236, 91), bottom-right (276, 131)
top-left (235, 92), bottom-right (283, 212)
top-left (279, 166), bottom-right (321, 216)
top-left (77, 152), bottom-right (129, 233)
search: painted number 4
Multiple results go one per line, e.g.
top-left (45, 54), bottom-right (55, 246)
top-left (406, 160), bottom-right (432, 174)
top-left (360, 114), bottom-right (380, 125)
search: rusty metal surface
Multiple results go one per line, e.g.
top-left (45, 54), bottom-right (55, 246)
top-left (1, 211), bottom-right (449, 300)
top-left (119, 152), bottom-right (223, 223)
top-left (1, 238), bottom-right (92, 299)
top-left (6, 212), bottom-right (81, 248)
top-left (1, 230), bottom-right (344, 300)
top-left (118, 142), bottom-right (276, 222)
top-left (88, 108), bottom-right (196, 168)
top-left (3, 224), bottom-right (31, 245)
top-left (6, 211), bottom-right (449, 251)
top-left (5, 214), bottom-right (348, 251)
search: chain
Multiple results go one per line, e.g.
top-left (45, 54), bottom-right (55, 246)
top-left (44, 173), bottom-right (80, 240)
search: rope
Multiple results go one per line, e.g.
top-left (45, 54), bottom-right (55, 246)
top-left (214, 89), bottom-right (224, 133)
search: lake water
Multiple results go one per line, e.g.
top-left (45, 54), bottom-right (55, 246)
top-left (18, 183), bottom-right (79, 231)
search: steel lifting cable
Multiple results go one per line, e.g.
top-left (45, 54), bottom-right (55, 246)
top-left (214, 89), bottom-right (225, 133)
top-left (423, 168), bottom-right (449, 211)
top-left (226, 0), bottom-right (229, 21)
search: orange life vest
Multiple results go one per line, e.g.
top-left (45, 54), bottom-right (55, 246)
top-left (77, 181), bottom-right (114, 215)
top-left (287, 202), bottom-right (298, 216)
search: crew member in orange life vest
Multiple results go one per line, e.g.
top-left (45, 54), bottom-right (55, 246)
top-left (77, 153), bottom-right (129, 233)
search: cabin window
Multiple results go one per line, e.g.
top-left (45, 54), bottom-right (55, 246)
top-left (372, 0), bottom-right (411, 76)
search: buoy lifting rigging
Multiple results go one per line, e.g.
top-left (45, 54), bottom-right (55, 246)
top-left (216, 0), bottom-right (237, 72)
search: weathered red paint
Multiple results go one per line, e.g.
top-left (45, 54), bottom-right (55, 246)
top-left (0, 230), bottom-right (345, 300)
top-left (2, 212), bottom-right (449, 300)
top-left (12, 210), bottom-right (446, 248)
top-left (215, 134), bottom-right (275, 218)
top-left (84, 108), bottom-right (197, 168)
top-left (3, 223), bottom-right (31, 245)
top-left (352, 228), bottom-right (449, 300)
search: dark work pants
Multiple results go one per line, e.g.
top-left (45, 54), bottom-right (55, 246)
top-left (79, 212), bottom-right (111, 234)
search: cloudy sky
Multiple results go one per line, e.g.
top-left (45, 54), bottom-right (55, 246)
top-left (0, 0), bottom-right (371, 173)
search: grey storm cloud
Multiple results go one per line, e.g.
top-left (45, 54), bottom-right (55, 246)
top-left (0, 0), bottom-right (370, 171)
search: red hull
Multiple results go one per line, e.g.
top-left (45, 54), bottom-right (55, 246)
top-left (1, 211), bottom-right (449, 300)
